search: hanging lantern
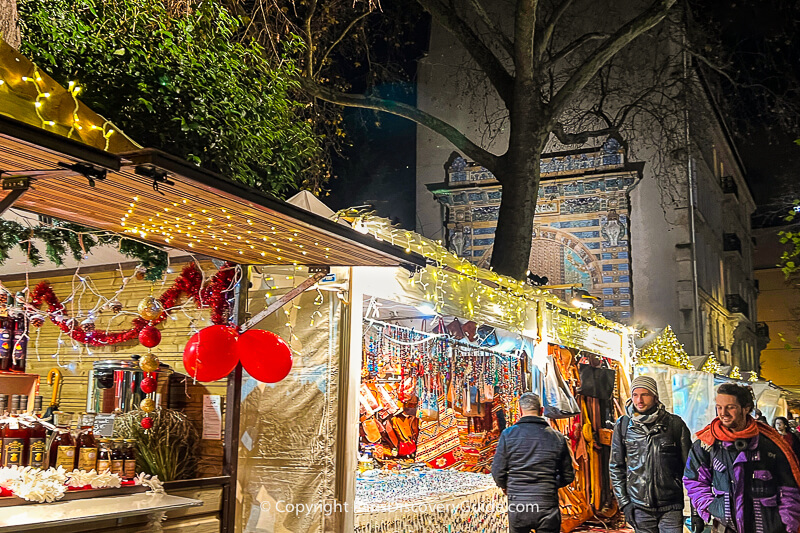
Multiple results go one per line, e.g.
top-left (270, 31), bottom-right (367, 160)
top-left (141, 416), bottom-right (153, 430)
top-left (138, 325), bottom-right (162, 348)
top-left (139, 352), bottom-right (160, 372)
top-left (138, 296), bottom-right (163, 321)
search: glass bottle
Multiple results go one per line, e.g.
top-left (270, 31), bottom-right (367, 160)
top-left (10, 314), bottom-right (27, 373)
top-left (123, 439), bottom-right (138, 480)
top-left (27, 399), bottom-right (47, 468)
top-left (96, 439), bottom-right (111, 473)
top-left (110, 439), bottom-right (124, 477)
top-left (0, 296), bottom-right (13, 371)
top-left (2, 395), bottom-right (29, 467)
top-left (75, 413), bottom-right (98, 471)
top-left (48, 411), bottom-right (76, 470)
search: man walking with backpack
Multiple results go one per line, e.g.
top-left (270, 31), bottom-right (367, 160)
top-left (609, 375), bottom-right (692, 533)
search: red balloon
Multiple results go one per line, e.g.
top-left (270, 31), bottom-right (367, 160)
top-left (182, 325), bottom-right (239, 381)
top-left (138, 325), bottom-right (162, 348)
top-left (237, 329), bottom-right (293, 383)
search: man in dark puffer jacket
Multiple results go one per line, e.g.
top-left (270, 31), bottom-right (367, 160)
top-left (609, 375), bottom-right (692, 533)
top-left (491, 392), bottom-right (575, 533)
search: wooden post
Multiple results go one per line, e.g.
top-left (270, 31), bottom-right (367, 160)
top-left (221, 265), bottom-right (249, 533)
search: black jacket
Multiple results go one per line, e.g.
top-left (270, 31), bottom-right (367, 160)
top-left (491, 416), bottom-right (575, 504)
top-left (609, 409), bottom-right (692, 511)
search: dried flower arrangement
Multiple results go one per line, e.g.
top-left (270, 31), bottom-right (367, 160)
top-left (114, 409), bottom-right (200, 482)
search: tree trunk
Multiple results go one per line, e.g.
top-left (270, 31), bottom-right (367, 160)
top-left (490, 153), bottom-right (542, 280)
top-left (0, 0), bottom-right (20, 49)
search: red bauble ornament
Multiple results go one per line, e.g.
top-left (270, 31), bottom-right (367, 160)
top-left (182, 325), bottom-right (239, 382)
top-left (139, 325), bottom-right (162, 348)
top-left (140, 376), bottom-right (157, 394)
top-left (141, 416), bottom-right (153, 429)
top-left (237, 329), bottom-right (293, 383)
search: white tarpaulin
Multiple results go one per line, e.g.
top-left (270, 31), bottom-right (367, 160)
top-left (635, 364), bottom-right (716, 437)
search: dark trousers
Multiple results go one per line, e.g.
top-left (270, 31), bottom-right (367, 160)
top-left (632, 507), bottom-right (684, 533)
top-left (508, 503), bottom-right (560, 533)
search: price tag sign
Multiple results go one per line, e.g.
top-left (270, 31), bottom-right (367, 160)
top-left (94, 414), bottom-right (116, 437)
top-left (203, 395), bottom-right (222, 440)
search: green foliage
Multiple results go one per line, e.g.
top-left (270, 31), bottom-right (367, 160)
top-left (779, 201), bottom-right (800, 278)
top-left (18, 0), bottom-right (323, 197)
top-left (0, 220), bottom-right (168, 281)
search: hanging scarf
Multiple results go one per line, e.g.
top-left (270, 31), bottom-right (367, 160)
top-left (625, 399), bottom-right (666, 425)
top-left (697, 418), bottom-right (800, 490)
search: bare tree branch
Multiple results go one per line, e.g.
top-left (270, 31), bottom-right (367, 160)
top-left (465, 0), bottom-right (514, 59)
top-left (315, 12), bottom-right (372, 77)
top-left (546, 32), bottom-right (610, 67)
top-left (417, 0), bottom-right (514, 105)
top-left (547, 0), bottom-right (677, 120)
top-left (300, 78), bottom-right (502, 171)
top-left (552, 122), bottom-right (618, 144)
top-left (303, 0), bottom-right (318, 78)
top-left (534, 0), bottom-right (575, 63)
top-left (514, 0), bottom-right (539, 83)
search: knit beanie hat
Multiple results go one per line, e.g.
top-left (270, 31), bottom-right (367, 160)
top-left (631, 375), bottom-right (659, 397)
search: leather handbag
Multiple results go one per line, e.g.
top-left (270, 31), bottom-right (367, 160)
top-left (577, 364), bottom-right (616, 399)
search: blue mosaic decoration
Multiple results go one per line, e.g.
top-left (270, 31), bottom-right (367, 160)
top-left (434, 142), bottom-right (638, 323)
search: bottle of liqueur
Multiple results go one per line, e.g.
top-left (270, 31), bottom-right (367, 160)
top-left (96, 439), bottom-right (111, 473)
top-left (110, 439), bottom-right (124, 477)
top-left (2, 395), bottom-right (29, 467)
top-left (75, 413), bottom-right (98, 471)
top-left (123, 439), bottom-right (138, 480)
top-left (10, 313), bottom-right (27, 373)
top-left (48, 411), bottom-right (76, 470)
top-left (0, 295), bottom-right (13, 371)
top-left (27, 396), bottom-right (47, 468)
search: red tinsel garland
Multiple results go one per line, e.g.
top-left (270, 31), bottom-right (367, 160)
top-left (30, 262), bottom-right (237, 347)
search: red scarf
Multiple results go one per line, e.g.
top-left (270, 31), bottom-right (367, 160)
top-left (697, 417), bottom-right (800, 490)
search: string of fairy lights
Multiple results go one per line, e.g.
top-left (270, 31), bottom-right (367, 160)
top-left (1, 65), bottom-right (119, 149)
top-left (121, 197), bottom-right (333, 264)
top-left (348, 213), bottom-right (632, 339)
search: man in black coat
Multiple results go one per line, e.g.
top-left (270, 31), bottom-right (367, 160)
top-left (609, 375), bottom-right (692, 533)
top-left (491, 392), bottom-right (575, 533)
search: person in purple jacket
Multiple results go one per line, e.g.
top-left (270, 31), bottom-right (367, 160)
top-left (684, 383), bottom-right (800, 533)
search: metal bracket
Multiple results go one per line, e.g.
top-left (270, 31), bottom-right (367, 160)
top-left (240, 272), bottom-right (326, 332)
top-left (0, 176), bottom-right (30, 215)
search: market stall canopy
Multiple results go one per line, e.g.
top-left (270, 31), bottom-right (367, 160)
top-left (0, 41), bottom-right (423, 268)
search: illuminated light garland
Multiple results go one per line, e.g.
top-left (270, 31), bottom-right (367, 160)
top-left (346, 213), bottom-right (631, 336)
top-left (636, 325), bottom-right (695, 370)
top-left (700, 353), bottom-right (722, 374)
